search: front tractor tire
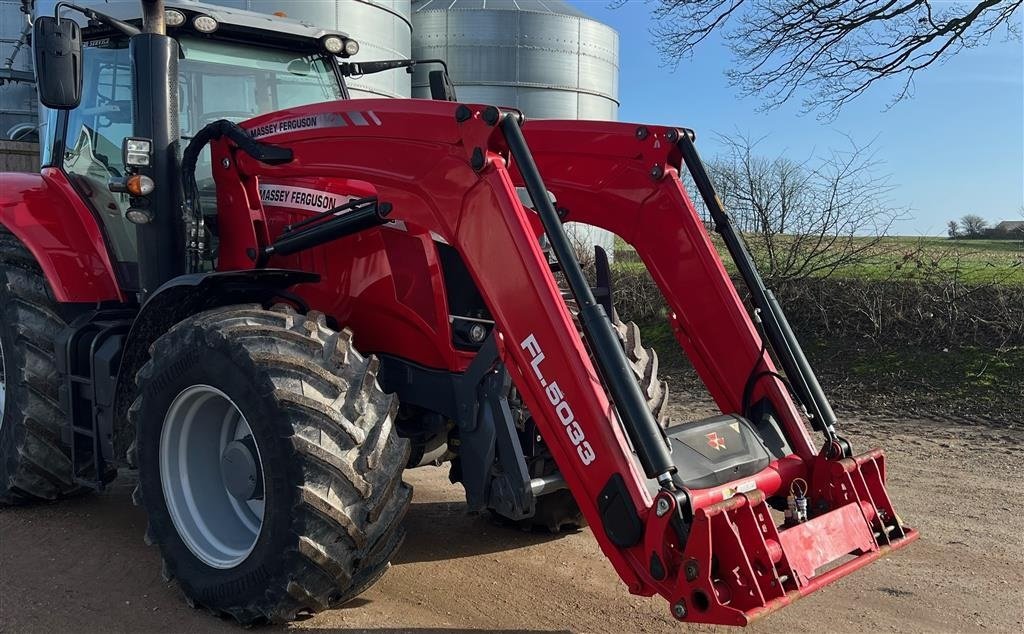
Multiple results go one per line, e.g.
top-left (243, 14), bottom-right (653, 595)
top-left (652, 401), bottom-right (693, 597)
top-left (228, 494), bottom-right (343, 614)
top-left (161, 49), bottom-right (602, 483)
top-left (131, 305), bottom-right (412, 624)
top-left (0, 228), bottom-right (81, 504)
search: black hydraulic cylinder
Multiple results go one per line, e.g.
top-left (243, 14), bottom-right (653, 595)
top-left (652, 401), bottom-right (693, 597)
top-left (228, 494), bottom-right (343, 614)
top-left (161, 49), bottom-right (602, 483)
top-left (500, 114), bottom-right (678, 484)
top-left (131, 33), bottom-right (184, 298)
top-left (263, 203), bottom-right (391, 259)
top-left (676, 134), bottom-right (838, 434)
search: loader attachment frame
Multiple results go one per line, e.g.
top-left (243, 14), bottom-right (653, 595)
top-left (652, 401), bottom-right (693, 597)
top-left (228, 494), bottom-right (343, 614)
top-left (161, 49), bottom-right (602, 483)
top-left (207, 99), bottom-right (917, 626)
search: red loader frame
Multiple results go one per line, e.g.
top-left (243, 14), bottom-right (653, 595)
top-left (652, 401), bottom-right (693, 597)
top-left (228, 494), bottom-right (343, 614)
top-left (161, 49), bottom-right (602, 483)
top-left (204, 98), bottom-right (917, 626)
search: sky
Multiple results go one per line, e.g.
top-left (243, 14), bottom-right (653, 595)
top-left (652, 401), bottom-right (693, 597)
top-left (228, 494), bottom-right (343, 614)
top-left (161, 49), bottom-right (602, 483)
top-left (572, 0), bottom-right (1024, 236)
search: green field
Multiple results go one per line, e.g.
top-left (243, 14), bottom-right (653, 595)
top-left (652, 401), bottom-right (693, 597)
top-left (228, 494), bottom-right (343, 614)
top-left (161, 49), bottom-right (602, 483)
top-left (613, 235), bottom-right (1024, 285)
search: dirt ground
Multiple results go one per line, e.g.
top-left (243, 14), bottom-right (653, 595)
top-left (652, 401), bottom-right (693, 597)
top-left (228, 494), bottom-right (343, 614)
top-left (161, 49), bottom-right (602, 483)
top-left (1, 401), bottom-right (1022, 634)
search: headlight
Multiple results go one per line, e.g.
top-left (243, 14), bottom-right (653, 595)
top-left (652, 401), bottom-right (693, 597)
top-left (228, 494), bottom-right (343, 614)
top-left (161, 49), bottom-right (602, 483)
top-left (193, 14), bottom-right (218, 33)
top-left (124, 137), bottom-right (152, 167)
top-left (322, 35), bottom-right (344, 55)
top-left (343, 39), bottom-right (360, 57)
top-left (165, 9), bottom-right (185, 27)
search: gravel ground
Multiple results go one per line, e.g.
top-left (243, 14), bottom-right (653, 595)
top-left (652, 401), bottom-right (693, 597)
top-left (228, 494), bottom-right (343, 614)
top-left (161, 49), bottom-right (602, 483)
top-left (1, 400), bottom-right (1022, 633)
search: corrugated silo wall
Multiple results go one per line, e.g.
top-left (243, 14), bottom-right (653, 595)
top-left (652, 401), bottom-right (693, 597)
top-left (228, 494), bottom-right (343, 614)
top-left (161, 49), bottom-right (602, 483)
top-left (211, 0), bottom-right (413, 99)
top-left (411, 3), bottom-right (620, 256)
top-left (0, 0), bottom-right (36, 140)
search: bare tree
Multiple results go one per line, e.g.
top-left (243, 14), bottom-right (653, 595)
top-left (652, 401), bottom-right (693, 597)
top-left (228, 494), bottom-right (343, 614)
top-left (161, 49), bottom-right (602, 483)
top-left (695, 132), bottom-right (903, 284)
top-left (636, 0), bottom-right (1021, 117)
top-left (947, 220), bottom-right (961, 238)
top-left (959, 213), bottom-right (989, 237)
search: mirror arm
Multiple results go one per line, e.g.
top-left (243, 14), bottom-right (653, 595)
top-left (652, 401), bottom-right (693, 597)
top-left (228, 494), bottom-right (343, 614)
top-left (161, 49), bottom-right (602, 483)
top-left (54, 2), bottom-right (141, 37)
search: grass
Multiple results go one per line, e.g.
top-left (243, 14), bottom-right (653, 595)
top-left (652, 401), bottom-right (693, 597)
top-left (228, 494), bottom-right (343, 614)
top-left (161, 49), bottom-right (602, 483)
top-left (614, 234), bottom-right (1024, 286)
top-left (611, 233), bottom-right (1022, 420)
top-left (636, 316), bottom-right (1023, 424)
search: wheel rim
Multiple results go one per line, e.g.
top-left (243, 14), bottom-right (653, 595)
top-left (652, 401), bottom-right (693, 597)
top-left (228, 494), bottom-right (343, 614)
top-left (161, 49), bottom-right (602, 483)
top-left (159, 385), bottom-right (266, 569)
top-left (0, 336), bottom-right (6, 428)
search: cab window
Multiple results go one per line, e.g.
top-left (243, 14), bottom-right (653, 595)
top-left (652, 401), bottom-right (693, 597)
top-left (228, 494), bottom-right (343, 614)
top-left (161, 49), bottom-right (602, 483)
top-left (62, 41), bottom-right (138, 266)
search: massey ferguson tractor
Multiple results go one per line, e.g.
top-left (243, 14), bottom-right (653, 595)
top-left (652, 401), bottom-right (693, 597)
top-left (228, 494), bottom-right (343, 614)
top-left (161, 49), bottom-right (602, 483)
top-left (0, 0), bottom-right (917, 625)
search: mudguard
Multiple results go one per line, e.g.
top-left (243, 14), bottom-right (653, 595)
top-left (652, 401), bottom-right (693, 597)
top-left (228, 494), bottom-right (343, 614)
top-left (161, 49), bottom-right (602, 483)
top-left (0, 169), bottom-right (123, 303)
top-left (111, 268), bottom-right (319, 462)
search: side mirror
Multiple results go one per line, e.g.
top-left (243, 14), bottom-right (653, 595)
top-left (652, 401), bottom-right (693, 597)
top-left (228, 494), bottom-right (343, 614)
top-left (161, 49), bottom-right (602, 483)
top-left (428, 70), bottom-right (458, 102)
top-left (33, 16), bottom-right (83, 110)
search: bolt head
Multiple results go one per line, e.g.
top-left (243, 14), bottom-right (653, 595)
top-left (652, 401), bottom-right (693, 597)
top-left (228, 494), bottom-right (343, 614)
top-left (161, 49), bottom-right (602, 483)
top-left (684, 559), bottom-right (699, 581)
top-left (655, 497), bottom-right (671, 517)
top-left (635, 126), bottom-right (649, 140)
top-left (672, 602), bottom-right (687, 619)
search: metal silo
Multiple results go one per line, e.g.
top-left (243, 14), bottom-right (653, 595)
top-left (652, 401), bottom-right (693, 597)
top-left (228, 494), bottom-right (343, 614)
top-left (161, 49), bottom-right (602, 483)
top-left (0, 0), bottom-right (36, 140)
top-left (411, 0), bottom-right (619, 120)
top-left (212, 1), bottom-right (413, 99)
top-left (411, 0), bottom-right (619, 254)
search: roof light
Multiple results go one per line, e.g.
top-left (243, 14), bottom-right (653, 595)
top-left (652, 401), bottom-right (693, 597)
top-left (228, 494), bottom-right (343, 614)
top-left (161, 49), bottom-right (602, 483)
top-left (343, 39), bottom-right (360, 57)
top-left (165, 9), bottom-right (185, 27)
top-left (322, 35), bottom-right (344, 55)
top-left (193, 14), bottom-right (218, 33)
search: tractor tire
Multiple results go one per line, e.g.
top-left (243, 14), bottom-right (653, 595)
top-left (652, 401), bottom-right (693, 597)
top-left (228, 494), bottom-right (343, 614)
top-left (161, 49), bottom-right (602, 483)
top-left (613, 316), bottom-right (670, 428)
top-left (507, 313), bottom-right (671, 533)
top-left (130, 304), bottom-right (412, 624)
top-left (0, 228), bottom-right (82, 504)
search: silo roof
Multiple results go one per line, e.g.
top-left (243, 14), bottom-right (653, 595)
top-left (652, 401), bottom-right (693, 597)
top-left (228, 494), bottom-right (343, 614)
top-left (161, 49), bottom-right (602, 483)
top-left (413, 0), bottom-right (590, 19)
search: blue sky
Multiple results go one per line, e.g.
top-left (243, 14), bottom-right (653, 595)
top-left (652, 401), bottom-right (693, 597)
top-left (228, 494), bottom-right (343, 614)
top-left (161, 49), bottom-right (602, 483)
top-left (573, 1), bottom-right (1024, 236)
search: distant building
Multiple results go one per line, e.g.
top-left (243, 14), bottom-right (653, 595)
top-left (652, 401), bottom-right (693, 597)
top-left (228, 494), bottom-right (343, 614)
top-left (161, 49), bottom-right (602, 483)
top-left (993, 220), bottom-right (1024, 237)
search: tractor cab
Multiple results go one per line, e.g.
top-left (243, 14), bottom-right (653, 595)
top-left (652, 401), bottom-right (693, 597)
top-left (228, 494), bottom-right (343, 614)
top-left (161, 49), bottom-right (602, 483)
top-left (37, 1), bottom-right (356, 289)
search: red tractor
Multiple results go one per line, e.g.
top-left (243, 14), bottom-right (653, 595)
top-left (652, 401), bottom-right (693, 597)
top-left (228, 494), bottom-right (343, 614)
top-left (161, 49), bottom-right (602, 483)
top-left (0, 0), bottom-right (917, 625)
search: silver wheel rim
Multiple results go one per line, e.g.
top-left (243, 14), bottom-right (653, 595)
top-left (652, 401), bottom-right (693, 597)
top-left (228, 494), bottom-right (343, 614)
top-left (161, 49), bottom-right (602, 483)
top-left (159, 385), bottom-right (265, 569)
top-left (0, 336), bottom-right (6, 429)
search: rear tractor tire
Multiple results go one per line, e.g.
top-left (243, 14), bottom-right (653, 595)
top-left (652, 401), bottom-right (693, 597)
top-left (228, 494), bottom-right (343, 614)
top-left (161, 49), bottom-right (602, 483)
top-left (131, 304), bottom-right (412, 624)
top-left (506, 313), bottom-right (671, 533)
top-left (0, 228), bottom-right (82, 504)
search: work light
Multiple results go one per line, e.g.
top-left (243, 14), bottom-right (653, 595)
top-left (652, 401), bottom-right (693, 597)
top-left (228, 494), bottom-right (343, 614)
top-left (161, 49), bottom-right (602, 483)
top-left (124, 137), bottom-right (152, 167)
top-left (322, 35), bottom-right (344, 55)
top-left (165, 9), bottom-right (185, 27)
top-left (193, 14), bottom-right (218, 33)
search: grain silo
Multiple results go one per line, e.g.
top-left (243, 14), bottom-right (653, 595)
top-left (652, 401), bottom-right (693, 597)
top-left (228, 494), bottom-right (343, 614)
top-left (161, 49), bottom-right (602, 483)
top-left (411, 0), bottom-right (619, 253)
top-left (0, 0), bottom-right (35, 140)
top-left (410, 0), bottom-right (619, 120)
top-left (212, 1), bottom-right (413, 99)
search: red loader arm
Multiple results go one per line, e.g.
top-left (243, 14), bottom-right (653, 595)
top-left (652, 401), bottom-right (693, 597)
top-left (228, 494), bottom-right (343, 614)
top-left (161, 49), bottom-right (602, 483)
top-left (210, 99), bottom-right (917, 626)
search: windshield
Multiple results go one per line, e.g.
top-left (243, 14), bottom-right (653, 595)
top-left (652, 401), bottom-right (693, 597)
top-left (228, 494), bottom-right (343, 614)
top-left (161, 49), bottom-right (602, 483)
top-left (177, 37), bottom-right (344, 209)
top-left (61, 36), bottom-right (343, 270)
top-left (177, 36), bottom-right (343, 134)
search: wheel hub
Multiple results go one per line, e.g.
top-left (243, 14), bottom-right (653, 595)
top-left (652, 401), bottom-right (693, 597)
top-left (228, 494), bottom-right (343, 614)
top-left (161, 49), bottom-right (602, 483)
top-left (221, 437), bottom-right (264, 501)
top-left (159, 385), bottom-right (266, 569)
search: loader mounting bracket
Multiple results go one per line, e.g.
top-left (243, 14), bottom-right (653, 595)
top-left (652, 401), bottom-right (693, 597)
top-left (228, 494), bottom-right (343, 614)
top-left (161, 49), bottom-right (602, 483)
top-left (378, 336), bottom-right (535, 518)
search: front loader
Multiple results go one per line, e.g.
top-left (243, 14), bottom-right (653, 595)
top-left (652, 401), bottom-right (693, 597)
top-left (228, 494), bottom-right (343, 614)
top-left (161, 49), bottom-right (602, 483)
top-left (0, 0), bottom-right (917, 625)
